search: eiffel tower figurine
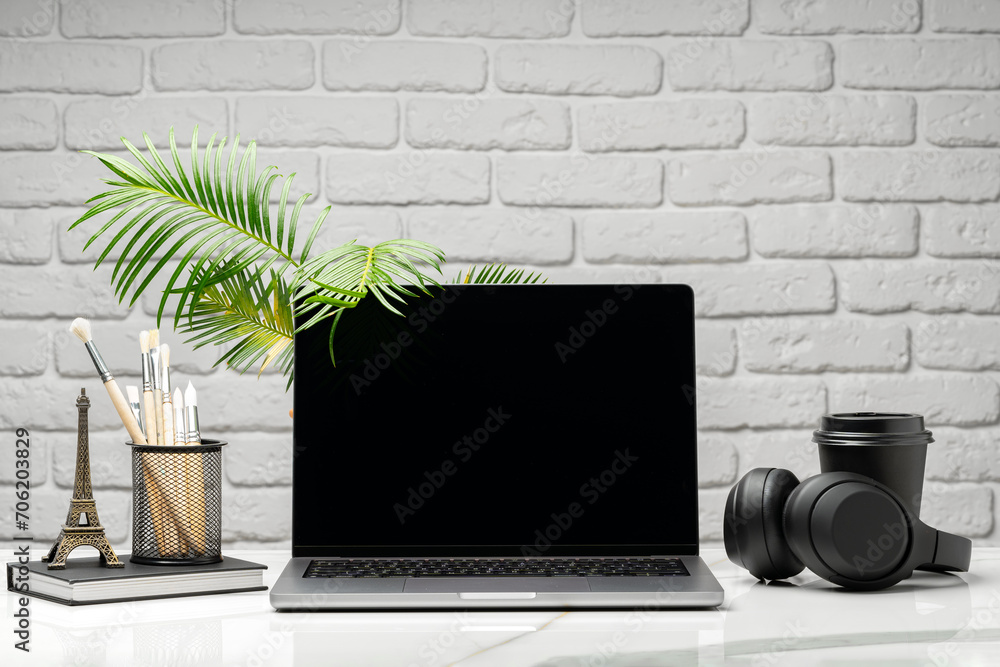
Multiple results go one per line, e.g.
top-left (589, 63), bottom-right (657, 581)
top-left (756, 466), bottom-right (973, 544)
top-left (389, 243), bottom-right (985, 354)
top-left (42, 388), bottom-right (123, 569)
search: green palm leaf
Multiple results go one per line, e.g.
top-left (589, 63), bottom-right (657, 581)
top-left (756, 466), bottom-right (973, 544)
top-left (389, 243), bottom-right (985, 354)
top-left (452, 263), bottom-right (547, 285)
top-left (70, 126), bottom-right (446, 379)
top-left (179, 263), bottom-right (296, 382)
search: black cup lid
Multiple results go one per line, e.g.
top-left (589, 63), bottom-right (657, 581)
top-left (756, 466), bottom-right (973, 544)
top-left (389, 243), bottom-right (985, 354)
top-left (820, 412), bottom-right (925, 434)
top-left (814, 412), bottom-right (933, 446)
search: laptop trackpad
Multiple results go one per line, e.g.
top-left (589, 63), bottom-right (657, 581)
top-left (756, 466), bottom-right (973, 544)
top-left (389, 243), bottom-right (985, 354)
top-left (404, 577), bottom-right (591, 593)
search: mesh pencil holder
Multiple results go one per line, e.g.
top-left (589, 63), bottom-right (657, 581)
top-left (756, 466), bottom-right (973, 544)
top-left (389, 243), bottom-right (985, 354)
top-left (127, 439), bottom-right (227, 565)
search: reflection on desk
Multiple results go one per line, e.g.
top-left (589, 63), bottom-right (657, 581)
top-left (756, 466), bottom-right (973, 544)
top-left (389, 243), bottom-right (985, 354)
top-left (4, 549), bottom-right (1000, 666)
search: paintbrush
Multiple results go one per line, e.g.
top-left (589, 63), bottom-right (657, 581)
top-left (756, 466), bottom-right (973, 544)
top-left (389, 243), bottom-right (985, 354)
top-left (69, 318), bottom-right (146, 446)
top-left (172, 383), bottom-right (193, 553)
top-left (126, 385), bottom-right (143, 434)
top-left (139, 331), bottom-right (158, 446)
top-left (139, 330), bottom-right (173, 555)
top-left (161, 343), bottom-right (174, 448)
top-left (173, 387), bottom-right (186, 446)
top-left (185, 381), bottom-right (206, 553)
top-left (149, 329), bottom-right (166, 447)
top-left (185, 381), bottom-right (201, 445)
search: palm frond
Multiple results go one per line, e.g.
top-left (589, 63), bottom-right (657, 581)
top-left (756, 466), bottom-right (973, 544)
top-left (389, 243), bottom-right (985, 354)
top-left (293, 239), bottom-right (447, 365)
top-left (69, 126), bottom-right (322, 330)
top-left (69, 126), bottom-right (448, 381)
top-left (178, 263), bottom-right (296, 381)
top-left (452, 263), bottom-right (547, 285)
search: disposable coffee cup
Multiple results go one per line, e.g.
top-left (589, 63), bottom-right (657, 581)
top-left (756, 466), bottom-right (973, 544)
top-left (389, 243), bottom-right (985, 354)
top-left (813, 412), bottom-right (932, 516)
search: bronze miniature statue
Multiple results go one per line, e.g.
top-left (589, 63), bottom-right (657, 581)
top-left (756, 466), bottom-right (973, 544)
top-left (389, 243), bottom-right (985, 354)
top-left (42, 388), bottom-right (123, 569)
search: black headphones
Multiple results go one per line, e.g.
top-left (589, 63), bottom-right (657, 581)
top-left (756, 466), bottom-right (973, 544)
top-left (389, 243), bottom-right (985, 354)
top-left (723, 468), bottom-right (972, 591)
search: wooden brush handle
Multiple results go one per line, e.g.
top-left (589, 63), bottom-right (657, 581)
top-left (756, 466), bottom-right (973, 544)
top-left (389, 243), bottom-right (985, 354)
top-left (104, 379), bottom-right (146, 445)
top-left (152, 389), bottom-right (166, 447)
top-left (162, 400), bottom-right (174, 449)
top-left (142, 390), bottom-right (157, 447)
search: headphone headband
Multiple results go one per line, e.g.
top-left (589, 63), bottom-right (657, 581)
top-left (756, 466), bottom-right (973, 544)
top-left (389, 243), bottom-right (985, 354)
top-left (724, 468), bottom-right (971, 591)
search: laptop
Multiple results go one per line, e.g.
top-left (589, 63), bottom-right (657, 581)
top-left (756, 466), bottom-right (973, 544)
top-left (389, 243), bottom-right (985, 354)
top-left (270, 283), bottom-right (724, 609)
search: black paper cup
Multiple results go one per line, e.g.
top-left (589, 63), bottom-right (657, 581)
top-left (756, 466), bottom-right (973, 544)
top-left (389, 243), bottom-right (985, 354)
top-left (813, 412), bottom-right (932, 516)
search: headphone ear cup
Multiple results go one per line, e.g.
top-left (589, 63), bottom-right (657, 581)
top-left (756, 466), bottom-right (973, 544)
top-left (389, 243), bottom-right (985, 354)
top-left (724, 468), bottom-right (804, 581)
top-left (783, 473), bottom-right (912, 589)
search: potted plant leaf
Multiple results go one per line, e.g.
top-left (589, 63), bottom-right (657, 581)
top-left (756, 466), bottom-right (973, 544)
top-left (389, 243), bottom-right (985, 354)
top-left (69, 127), bottom-right (542, 383)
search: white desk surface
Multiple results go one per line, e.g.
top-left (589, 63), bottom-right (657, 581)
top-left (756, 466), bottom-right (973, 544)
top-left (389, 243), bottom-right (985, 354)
top-left (4, 548), bottom-right (999, 666)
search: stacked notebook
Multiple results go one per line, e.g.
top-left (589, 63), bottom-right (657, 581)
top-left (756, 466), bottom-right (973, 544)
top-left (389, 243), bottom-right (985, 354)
top-left (7, 555), bottom-right (267, 606)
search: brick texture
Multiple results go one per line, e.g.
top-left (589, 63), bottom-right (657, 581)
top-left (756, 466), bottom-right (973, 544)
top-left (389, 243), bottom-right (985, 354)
top-left (498, 156), bottom-right (663, 207)
top-left (406, 98), bottom-right (570, 150)
top-left (4, 0), bottom-right (1000, 550)
top-left (408, 208), bottom-right (572, 264)
top-left (64, 98), bottom-right (229, 150)
top-left (0, 152), bottom-right (122, 207)
top-left (0, 0), bottom-right (54, 36)
top-left (0, 322), bottom-right (50, 376)
top-left (0, 42), bottom-right (142, 94)
top-left (323, 40), bottom-right (486, 92)
top-left (926, 427), bottom-right (1000, 481)
top-left (0, 209), bottom-right (54, 264)
top-left (582, 212), bottom-right (747, 263)
top-left (326, 153), bottom-right (490, 204)
top-left (496, 44), bottom-right (662, 96)
top-left (698, 377), bottom-right (827, 429)
top-left (828, 374), bottom-right (1000, 426)
top-left (0, 98), bottom-right (58, 149)
top-left (839, 152), bottom-right (1000, 202)
top-left (741, 318), bottom-right (909, 373)
top-left (925, 96), bottom-right (1000, 147)
top-left (667, 40), bottom-right (833, 91)
top-left (668, 151), bottom-right (832, 206)
top-left (929, 0), bottom-right (1000, 33)
top-left (755, 0), bottom-right (920, 34)
top-left (579, 100), bottom-right (744, 151)
top-left (661, 263), bottom-right (836, 316)
top-left (407, 0), bottom-right (571, 38)
top-left (752, 205), bottom-right (918, 258)
top-left (839, 38), bottom-right (1000, 89)
top-left (924, 205), bottom-right (1000, 257)
top-left (915, 317), bottom-right (1000, 370)
top-left (152, 41), bottom-right (315, 91)
top-left (839, 262), bottom-right (1000, 313)
top-left (61, 0), bottom-right (225, 37)
top-left (236, 97), bottom-right (397, 148)
top-left (696, 322), bottom-right (737, 377)
top-left (234, 0), bottom-right (401, 35)
top-left (750, 95), bottom-right (915, 146)
top-left (581, 0), bottom-right (749, 36)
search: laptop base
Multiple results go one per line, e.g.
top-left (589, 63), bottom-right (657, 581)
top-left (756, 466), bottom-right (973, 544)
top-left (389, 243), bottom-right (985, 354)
top-left (270, 556), bottom-right (724, 610)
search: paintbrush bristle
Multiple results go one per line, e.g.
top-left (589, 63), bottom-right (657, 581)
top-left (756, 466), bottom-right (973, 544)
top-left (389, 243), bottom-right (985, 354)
top-left (69, 317), bottom-right (92, 343)
top-left (127, 385), bottom-right (140, 404)
top-left (161, 343), bottom-right (170, 367)
top-left (148, 328), bottom-right (159, 348)
top-left (185, 381), bottom-right (197, 407)
top-left (173, 386), bottom-right (183, 409)
top-left (139, 330), bottom-right (149, 354)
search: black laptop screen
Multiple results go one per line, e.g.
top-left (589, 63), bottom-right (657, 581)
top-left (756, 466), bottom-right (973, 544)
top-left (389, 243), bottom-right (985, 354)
top-left (292, 284), bottom-right (698, 557)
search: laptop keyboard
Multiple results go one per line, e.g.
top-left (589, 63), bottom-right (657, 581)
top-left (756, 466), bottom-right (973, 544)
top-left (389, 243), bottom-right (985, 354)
top-left (304, 557), bottom-right (689, 578)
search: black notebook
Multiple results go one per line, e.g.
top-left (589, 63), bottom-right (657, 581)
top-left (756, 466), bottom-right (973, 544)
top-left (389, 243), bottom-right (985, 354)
top-left (7, 555), bottom-right (267, 606)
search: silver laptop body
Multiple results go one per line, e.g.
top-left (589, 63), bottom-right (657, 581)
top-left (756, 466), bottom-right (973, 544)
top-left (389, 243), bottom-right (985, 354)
top-left (271, 284), bottom-right (724, 610)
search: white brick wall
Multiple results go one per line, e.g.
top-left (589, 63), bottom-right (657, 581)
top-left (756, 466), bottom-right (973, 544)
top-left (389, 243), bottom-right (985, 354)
top-left (1, 0), bottom-right (999, 552)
